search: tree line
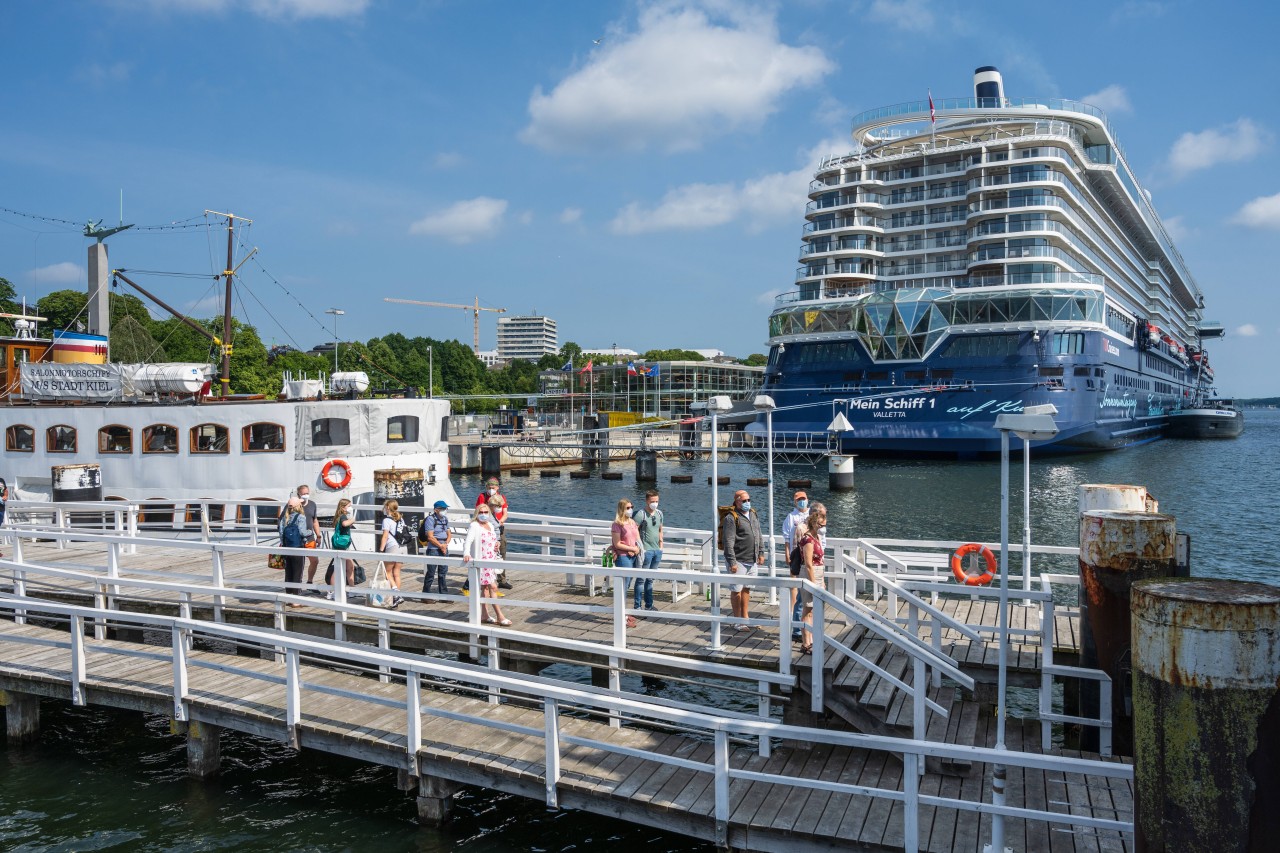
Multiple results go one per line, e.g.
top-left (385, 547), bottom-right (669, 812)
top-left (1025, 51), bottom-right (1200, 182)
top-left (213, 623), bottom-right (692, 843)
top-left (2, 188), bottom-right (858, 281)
top-left (19, 284), bottom-right (765, 412)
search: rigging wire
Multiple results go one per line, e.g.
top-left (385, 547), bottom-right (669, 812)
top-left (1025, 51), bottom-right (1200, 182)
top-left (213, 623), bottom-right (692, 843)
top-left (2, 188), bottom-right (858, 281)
top-left (0, 206), bottom-right (83, 231)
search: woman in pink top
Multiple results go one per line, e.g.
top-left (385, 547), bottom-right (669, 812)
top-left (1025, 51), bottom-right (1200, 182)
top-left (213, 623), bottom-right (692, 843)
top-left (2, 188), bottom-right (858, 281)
top-left (797, 503), bottom-right (827, 653)
top-left (610, 498), bottom-right (642, 569)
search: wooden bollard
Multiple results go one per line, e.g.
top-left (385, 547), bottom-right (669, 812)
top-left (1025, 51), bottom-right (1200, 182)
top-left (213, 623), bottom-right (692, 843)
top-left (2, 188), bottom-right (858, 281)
top-left (787, 479), bottom-right (811, 489)
top-left (601, 471), bottom-right (623, 481)
top-left (540, 470), bottom-right (561, 478)
top-left (1132, 579), bottom-right (1280, 851)
top-left (569, 470), bottom-right (591, 479)
top-left (671, 475), bottom-right (693, 484)
top-left (746, 477), bottom-right (769, 487)
top-left (510, 468), bottom-right (531, 477)
top-left (707, 476), bottom-right (730, 485)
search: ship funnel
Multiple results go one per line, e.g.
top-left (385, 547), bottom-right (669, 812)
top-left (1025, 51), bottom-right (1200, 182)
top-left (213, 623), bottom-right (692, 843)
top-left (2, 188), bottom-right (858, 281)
top-left (974, 65), bottom-right (1005, 107)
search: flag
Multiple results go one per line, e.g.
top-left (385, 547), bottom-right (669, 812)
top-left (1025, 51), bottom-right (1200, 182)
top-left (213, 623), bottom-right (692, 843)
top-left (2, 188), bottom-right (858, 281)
top-left (626, 361), bottom-right (638, 376)
top-left (646, 364), bottom-right (659, 377)
top-left (561, 359), bottom-right (573, 371)
top-left (579, 359), bottom-right (593, 373)
top-left (928, 89), bottom-right (935, 124)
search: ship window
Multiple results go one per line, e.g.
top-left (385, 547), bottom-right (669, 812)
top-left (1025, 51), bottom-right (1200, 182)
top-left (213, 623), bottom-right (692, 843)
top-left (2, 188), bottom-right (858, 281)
top-left (244, 422), bottom-right (285, 452)
top-left (1053, 333), bottom-right (1085, 355)
top-left (387, 416), bottom-right (419, 443)
top-left (99, 425), bottom-right (133, 454)
top-left (191, 423), bottom-right (229, 454)
top-left (311, 418), bottom-right (350, 446)
top-left (142, 424), bottom-right (179, 454)
top-left (47, 425), bottom-right (77, 453)
top-left (6, 425), bottom-right (34, 452)
top-left (941, 334), bottom-right (1020, 359)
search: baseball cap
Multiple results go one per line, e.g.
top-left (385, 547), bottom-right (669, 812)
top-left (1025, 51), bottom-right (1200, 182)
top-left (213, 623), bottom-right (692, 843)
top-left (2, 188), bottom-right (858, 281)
top-left (433, 500), bottom-right (448, 509)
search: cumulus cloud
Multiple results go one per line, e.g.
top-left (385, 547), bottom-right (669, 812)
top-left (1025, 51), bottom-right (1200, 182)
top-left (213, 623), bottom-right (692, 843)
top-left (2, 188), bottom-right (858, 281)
top-left (1236, 323), bottom-right (1259, 337)
top-left (865, 0), bottom-right (937, 32)
top-left (1231, 191), bottom-right (1280, 230)
top-left (433, 152), bottom-right (464, 170)
top-left (1161, 215), bottom-right (1192, 242)
top-left (521, 3), bottom-right (833, 153)
top-left (559, 207), bottom-right (583, 224)
top-left (1081, 84), bottom-right (1131, 115)
top-left (149, 0), bottom-right (369, 19)
top-left (1165, 118), bottom-right (1271, 180)
top-left (31, 262), bottom-right (85, 285)
top-left (610, 138), bottom-right (844, 235)
top-left (409, 197), bottom-right (507, 244)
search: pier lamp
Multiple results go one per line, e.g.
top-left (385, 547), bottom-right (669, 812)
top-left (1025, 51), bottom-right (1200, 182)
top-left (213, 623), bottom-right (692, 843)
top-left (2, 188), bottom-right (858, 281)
top-left (324, 308), bottom-right (344, 372)
top-left (753, 395), bottom-right (778, 605)
top-left (705, 395), bottom-right (733, 651)
top-left (988, 403), bottom-right (1058, 853)
top-left (427, 345), bottom-right (433, 399)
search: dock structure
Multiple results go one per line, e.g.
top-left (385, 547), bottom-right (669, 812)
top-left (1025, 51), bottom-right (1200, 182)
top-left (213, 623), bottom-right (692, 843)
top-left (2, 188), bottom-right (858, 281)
top-left (1, 500), bottom-right (1131, 852)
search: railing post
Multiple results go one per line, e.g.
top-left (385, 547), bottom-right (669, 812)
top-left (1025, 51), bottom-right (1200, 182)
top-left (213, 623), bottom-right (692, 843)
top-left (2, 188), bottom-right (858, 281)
top-left (810, 597), bottom-right (825, 713)
top-left (468, 563), bottom-right (481, 659)
top-left (13, 567), bottom-right (26, 624)
top-left (127, 506), bottom-right (139, 554)
top-left (93, 588), bottom-right (107, 641)
top-left (199, 501), bottom-right (211, 543)
top-left (285, 648), bottom-right (301, 748)
top-left (779, 580), bottom-right (792, 679)
top-left (378, 619), bottom-right (391, 684)
top-left (757, 679), bottom-right (771, 758)
top-left (172, 625), bottom-right (189, 721)
top-left (180, 593), bottom-right (193, 651)
top-left (543, 697), bottom-right (561, 809)
top-left (903, 751), bottom-right (920, 853)
top-left (487, 635), bottom-right (501, 705)
top-left (913, 656), bottom-right (926, 742)
top-left (334, 556), bottom-right (347, 642)
top-left (714, 729), bottom-right (730, 848)
top-left (613, 575), bottom-right (627, 650)
top-left (70, 614), bottom-right (86, 705)
top-left (272, 602), bottom-right (285, 663)
top-left (406, 673), bottom-right (422, 772)
top-left (608, 656), bottom-right (622, 728)
top-left (1099, 674), bottom-right (1113, 757)
top-left (210, 548), bottom-right (225, 623)
top-left (55, 508), bottom-right (67, 550)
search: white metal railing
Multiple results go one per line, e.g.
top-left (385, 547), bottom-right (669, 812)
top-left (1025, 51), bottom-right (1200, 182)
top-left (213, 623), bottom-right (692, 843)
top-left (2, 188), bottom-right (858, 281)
top-left (0, 593), bottom-right (1133, 851)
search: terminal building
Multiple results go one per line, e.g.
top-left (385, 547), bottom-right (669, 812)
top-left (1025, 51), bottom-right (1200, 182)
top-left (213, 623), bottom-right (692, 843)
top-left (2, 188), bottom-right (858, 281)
top-left (496, 315), bottom-right (557, 362)
top-left (537, 360), bottom-right (763, 421)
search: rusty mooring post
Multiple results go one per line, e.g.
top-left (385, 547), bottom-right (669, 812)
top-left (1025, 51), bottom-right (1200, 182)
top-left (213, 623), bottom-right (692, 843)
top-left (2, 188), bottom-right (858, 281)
top-left (1132, 579), bottom-right (1280, 852)
top-left (1077, 509), bottom-right (1176, 755)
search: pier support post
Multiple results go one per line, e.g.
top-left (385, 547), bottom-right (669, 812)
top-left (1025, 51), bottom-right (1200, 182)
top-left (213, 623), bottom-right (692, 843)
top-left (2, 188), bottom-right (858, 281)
top-left (1132, 579), bottom-right (1280, 852)
top-left (1077, 509), bottom-right (1175, 755)
top-left (480, 445), bottom-right (502, 480)
top-left (416, 776), bottom-right (458, 827)
top-left (827, 454), bottom-right (854, 491)
top-left (500, 655), bottom-right (548, 677)
top-left (2, 690), bottom-right (40, 744)
top-left (635, 449), bottom-right (657, 482)
top-left (186, 720), bottom-right (221, 778)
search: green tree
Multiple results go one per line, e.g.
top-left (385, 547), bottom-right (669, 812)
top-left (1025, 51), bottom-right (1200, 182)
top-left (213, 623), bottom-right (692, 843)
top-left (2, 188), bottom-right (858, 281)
top-left (109, 315), bottom-right (167, 363)
top-left (643, 348), bottom-right (706, 362)
top-left (37, 289), bottom-right (88, 331)
top-left (270, 349), bottom-right (331, 378)
top-left (0, 277), bottom-right (20, 336)
top-left (743, 353), bottom-right (768, 366)
top-left (559, 341), bottom-right (582, 366)
top-left (536, 353), bottom-right (562, 371)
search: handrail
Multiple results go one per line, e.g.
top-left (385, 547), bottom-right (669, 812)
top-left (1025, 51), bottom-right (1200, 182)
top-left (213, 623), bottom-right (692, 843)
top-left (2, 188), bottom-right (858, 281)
top-left (0, 592), bottom-right (1134, 850)
top-left (842, 551), bottom-right (984, 644)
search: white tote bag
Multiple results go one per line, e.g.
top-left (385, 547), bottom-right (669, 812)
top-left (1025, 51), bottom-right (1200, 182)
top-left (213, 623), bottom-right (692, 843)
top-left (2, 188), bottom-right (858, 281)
top-left (366, 561), bottom-right (396, 608)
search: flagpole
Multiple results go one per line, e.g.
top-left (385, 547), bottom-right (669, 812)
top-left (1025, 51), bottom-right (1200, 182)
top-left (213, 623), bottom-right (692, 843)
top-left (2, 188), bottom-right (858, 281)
top-left (929, 88), bottom-right (936, 150)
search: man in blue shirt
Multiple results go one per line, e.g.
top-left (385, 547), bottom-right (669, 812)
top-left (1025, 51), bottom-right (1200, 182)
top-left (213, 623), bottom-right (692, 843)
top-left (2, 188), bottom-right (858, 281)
top-left (419, 500), bottom-right (452, 594)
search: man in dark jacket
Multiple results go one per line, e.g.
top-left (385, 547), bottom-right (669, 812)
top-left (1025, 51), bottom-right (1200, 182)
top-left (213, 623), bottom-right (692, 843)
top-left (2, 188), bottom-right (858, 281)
top-left (721, 489), bottom-right (765, 629)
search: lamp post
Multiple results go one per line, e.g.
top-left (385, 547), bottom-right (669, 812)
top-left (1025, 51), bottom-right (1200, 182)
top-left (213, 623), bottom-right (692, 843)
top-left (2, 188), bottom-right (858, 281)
top-left (706, 395), bottom-right (733, 651)
top-left (427, 345), bottom-right (433, 399)
top-left (753, 395), bottom-right (778, 606)
top-left (324, 308), bottom-right (344, 372)
top-left (988, 404), bottom-right (1059, 853)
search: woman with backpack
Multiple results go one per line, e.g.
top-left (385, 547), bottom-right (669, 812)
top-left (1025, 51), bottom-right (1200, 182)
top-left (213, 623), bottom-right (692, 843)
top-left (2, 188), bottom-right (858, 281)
top-left (279, 496), bottom-right (309, 606)
top-left (379, 499), bottom-right (406, 607)
top-left (796, 503), bottom-right (827, 653)
top-left (328, 498), bottom-right (356, 595)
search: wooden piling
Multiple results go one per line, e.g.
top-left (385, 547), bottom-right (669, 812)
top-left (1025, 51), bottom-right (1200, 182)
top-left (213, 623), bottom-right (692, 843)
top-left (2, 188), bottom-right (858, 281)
top-left (186, 719), bottom-right (221, 778)
top-left (2, 689), bottom-right (40, 744)
top-left (416, 776), bottom-right (458, 826)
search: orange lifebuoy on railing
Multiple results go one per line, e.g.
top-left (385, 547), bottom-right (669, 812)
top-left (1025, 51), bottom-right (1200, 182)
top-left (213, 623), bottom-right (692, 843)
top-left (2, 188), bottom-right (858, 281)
top-left (321, 458), bottom-right (353, 490)
top-left (950, 542), bottom-right (996, 586)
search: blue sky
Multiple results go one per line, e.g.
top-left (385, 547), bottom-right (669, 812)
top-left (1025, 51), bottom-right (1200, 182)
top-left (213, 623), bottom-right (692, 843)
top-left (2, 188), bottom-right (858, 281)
top-left (2, 0), bottom-right (1278, 394)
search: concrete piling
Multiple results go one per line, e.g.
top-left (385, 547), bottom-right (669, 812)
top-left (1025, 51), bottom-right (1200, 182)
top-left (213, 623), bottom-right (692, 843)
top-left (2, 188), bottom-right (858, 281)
top-left (480, 446), bottom-right (502, 480)
top-left (2, 689), bottom-right (40, 744)
top-left (186, 720), bottom-right (221, 778)
top-left (1078, 483), bottom-right (1158, 513)
top-left (828, 454), bottom-right (855, 491)
top-left (1131, 579), bottom-right (1280, 852)
top-left (1078, 509), bottom-right (1176, 755)
top-left (416, 776), bottom-right (458, 826)
top-left (635, 449), bottom-right (657, 482)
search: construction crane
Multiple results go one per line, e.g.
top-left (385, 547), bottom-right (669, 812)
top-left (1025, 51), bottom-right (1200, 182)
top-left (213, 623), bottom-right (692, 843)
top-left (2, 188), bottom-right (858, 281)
top-left (384, 297), bottom-right (507, 354)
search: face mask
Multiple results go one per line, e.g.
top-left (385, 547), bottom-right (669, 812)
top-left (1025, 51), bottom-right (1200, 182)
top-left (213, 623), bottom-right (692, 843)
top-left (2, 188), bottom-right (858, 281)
top-left (477, 513), bottom-right (491, 521)
top-left (435, 509), bottom-right (446, 517)
top-left (797, 499), bottom-right (808, 509)
top-left (299, 495), bottom-right (309, 504)
top-left (819, 526), bottom-right (827, 535)
top-left (647, 502), bottom-right (658, 511)
top-left (487, 488), bottom-right (497, 496)
top-left (740, 501), bottom-right (752, 512)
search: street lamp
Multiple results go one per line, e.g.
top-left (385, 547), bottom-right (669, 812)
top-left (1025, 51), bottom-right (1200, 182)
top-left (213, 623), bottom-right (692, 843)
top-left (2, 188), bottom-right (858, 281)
top-left (753, 395), bottom-right (778, 606)
top-left (324, 308), bottom-right (344, 372)
top-left (427, 345), bottom-right (433, 399)
top-left (705, 394), bottom-right (733, 651)
top-left (987, 403), bottom-right (1059, 853)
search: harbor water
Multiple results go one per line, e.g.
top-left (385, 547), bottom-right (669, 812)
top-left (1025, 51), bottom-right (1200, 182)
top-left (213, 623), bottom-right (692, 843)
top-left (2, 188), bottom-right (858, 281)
top-left (3, 411), bottom-right (1276, 851)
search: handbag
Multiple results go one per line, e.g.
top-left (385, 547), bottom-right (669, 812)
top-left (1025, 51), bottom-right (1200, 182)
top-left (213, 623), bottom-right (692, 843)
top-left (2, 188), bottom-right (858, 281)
top-left (366, 561), bottom-right (395, 608)
top-left (267, 553), bottom-right (285, 571)
top-left (325, 559), bottom-right (367, 586)
top-left (331, 528), bottom-right (352, 550)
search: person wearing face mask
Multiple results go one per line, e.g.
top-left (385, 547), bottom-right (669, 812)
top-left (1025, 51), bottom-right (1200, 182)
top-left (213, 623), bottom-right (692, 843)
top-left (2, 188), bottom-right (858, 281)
top-left (297, 484), bottom-right (322, 593)
top-left (796, 502), bottom-right (828, 654)
top-left (721, 489), bottom-right (765, 630)
top-left (781, 491), bottom-right (810, 640)
top-left (631, 490), bottom-right (663, 611)
top-left (461, 503), bottom-right (510, 626)
top-left (475, 477), bottom-right (512, 587)
top-left (419, 500), bottom-right (452, 595)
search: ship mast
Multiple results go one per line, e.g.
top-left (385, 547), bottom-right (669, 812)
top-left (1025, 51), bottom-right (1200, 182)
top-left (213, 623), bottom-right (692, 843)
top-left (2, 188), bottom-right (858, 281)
top-left (204, 210), bottom-right (254, 397)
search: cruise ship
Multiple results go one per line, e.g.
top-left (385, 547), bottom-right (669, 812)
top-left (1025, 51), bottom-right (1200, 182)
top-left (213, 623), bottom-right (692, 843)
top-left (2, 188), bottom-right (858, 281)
top-left (752, 67), bottom-right (1220, 457)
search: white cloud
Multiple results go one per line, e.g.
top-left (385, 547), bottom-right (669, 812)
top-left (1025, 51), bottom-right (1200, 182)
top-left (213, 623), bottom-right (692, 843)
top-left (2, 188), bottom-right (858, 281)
top-left (865, 0), bottom-right (937, 33)
top-left (433, 152), bottom-right (464, 170)
top-left (79, 61), bottom-right (133, 87)
top-left (559, 207), bottom-right (583, 224)
top-left (1081, 84), bottom-right (1131, 115)
top-left (408, 197), bottom-right (508, 244)
top-left (610, 138), bottom-right (845, 235)
top-left (516, 210), bottom-right (534, 226)
top-left (521, 3), bottom-right (833, 153)
top-left (1162, 215), bottom-right (1193, 242)
top-left (1165, 118), bottom-right (1271, 180)
top-left (1231, 191), bottom-right (1280, 230)
top-left (30, 262), bottom-right (85, 286)
top-left (1237, 324), bottom-right (1259, 337)
top-left (755, 287), bottom-right (786, 305)
top-left (147, 0), bottom-right (369, 19)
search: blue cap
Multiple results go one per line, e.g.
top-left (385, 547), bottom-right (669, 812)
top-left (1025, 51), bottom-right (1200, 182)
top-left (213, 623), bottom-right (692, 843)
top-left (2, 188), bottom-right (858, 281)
top-left (433, 500), bottom-right (448, 509)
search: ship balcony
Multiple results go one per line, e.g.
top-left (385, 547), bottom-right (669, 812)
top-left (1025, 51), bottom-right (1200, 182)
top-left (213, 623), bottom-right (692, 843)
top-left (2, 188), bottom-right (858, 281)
top-left (881, 259), bottom-right (970, 278)
top-left (850, 97), bottom-right (1111, 144)
top-left (971, 194), bottom-right (1074, 215)
top-left (967, 245), bottom-right (1081, 266)
top-left (962, 270), bottom-right (1103, 289)
top-left (806, 193), bottom-right (885, 213)
top-left (809, 173), bottom-right (883, 192)
top-left (796, 260), bottom-right (879, 281)
top-left (883, 235), bottom-right (967, 254)
top-left (802, 215), bottom-right (886, 234)
top-left (800, 240), bottom-right (883, 258)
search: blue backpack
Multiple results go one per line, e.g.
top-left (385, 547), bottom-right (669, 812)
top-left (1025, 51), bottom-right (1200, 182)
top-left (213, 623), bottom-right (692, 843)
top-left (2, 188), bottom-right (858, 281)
top-left (281, 515), bottom-right (303, 548)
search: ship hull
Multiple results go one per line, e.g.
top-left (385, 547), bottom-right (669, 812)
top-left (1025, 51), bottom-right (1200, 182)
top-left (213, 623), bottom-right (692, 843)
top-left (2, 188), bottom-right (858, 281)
top-left (1165, 408), bottom-right (1244, 439)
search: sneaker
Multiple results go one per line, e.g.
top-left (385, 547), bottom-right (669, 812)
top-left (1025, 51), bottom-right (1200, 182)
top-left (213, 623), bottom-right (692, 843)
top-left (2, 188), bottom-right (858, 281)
top-left (324, 592), bottom-right (334, 601)
top-left (645, 606), bottom-right (659, 611)
top-left (791, 630), bottom-right (803, 641)
top-left (498, 580), bottom-right (513, 590)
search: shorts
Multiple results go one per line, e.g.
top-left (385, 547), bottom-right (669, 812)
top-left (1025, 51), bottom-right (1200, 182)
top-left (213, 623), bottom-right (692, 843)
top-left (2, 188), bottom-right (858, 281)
top-left (728, 563), bottom-right (757, 593)
top-left (382, 543), bottom-right (405, 557)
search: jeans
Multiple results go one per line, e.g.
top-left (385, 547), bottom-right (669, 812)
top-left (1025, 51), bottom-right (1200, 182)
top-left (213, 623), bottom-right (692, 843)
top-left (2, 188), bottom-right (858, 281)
top-left (635, 549), bottom-right (662, 608)
top-left (422, 545), bottom-right (448, 593)
top-left (283, 555), bottom-right (305, 596)
top-left (615, 551), bottom-right (637, 600)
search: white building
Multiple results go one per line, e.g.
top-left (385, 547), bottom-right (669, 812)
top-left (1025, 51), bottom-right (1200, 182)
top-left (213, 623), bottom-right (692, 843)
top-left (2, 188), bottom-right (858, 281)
top-left (475, 350), bottom-right (504, 368)
top-left (496, 314), bottom-right (557, 362)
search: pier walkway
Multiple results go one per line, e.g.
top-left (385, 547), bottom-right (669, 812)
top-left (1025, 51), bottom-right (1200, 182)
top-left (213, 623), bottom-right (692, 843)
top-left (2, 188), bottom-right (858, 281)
top-left (1, 502), bottom-right (1129, 851)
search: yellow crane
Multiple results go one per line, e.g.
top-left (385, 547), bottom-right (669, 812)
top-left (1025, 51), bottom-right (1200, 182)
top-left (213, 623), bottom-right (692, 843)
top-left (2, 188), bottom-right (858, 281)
top-left (383, 297), bottom-right (507, 354)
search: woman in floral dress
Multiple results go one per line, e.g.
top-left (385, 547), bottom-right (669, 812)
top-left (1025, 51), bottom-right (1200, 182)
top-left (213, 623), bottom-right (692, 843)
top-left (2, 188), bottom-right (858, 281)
top-left (461, 503), bottom-right (511, 626)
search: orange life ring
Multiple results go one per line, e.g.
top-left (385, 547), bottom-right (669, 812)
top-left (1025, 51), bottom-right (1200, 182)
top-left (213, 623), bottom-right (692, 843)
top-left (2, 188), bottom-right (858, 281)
top-left (321, 458), bottom-right (353, 490)
top-left (950, 542), bottom-right (996, 586)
